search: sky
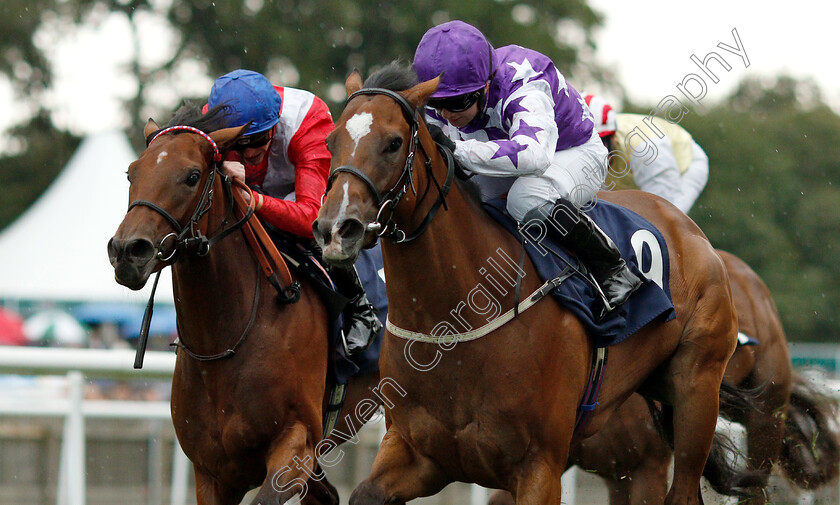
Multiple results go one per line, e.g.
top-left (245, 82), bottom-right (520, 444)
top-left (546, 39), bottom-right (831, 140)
top-left (585, 0), bottom-right (840, 111)
top-left (1, 1), bottom-right (839, 139)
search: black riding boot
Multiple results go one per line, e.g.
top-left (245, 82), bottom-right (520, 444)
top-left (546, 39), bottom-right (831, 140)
top-left (329, 266), bottom-right (383, 355)
top-left (542, 198), bottom-right (643, 311)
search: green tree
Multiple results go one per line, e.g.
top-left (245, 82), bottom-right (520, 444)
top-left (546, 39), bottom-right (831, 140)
top-left (678, 76), bottom-right (840, 342)
top-left (1, 0), bottom-right (605, 230)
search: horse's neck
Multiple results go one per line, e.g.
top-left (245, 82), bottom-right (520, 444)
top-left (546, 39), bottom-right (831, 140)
top-left (382, 182), bottom-right (527, 332)
top-left (170, 204), bottom-right (260, 349)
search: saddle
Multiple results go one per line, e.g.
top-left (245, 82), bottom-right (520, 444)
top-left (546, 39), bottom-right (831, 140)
top-left (483, 198), bottom-right (676, 347)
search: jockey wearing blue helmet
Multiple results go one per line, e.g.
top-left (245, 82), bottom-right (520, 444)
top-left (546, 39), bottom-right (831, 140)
top-left (209, 69), bottom-right (282, 136)
top-left (208, 69), bottom-right (383, 355)
top-left (413, 21), bottom-right (641, 311)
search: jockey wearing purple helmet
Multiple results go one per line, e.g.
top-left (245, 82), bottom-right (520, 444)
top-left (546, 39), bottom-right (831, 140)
top-left (413, 20), bottom-right (641, 310)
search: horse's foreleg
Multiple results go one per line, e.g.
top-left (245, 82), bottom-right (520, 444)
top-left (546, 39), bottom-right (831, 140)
top-left (249, 423), bottom-right (318, 505)
top-left (300, 471), bottom-right (340, 505)
top-left (510, 458), bottom-right (563, 505)
top-left (194, 466), bottom-right (246, 505)
top-left (349, 429), bottom-right (448, 505)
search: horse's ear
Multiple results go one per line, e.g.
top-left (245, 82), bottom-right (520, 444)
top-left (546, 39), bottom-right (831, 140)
top-left (144, 119), bottom-right (161, 140)
top-left (403, 76), bottom-right (441, 109)
top-left (209, 124), bottom-right (249, 150)
top-left (346, 70), bottom-right (363, 96)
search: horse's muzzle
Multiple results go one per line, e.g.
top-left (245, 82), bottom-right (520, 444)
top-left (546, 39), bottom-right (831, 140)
top-left (107, 236), bottom-right (156, 290)
top-left (312, 217), bottom-right (366, 268)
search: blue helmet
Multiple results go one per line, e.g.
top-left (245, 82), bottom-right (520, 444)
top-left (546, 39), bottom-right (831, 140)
top-left (413, 20), bottom-right (493, 98)
top-left (208, 69), bottom-right (281, 136)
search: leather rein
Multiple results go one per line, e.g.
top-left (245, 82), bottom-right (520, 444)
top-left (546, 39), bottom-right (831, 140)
top-left (127, 125), bottom-right (299, 367)
top-left (326, 88), bottom-right (456, 244)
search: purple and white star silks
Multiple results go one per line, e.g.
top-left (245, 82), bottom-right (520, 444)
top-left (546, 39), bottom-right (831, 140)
top-left (505, 96), bottom-right (530, 117)
top-left (491, 139), bottom-right (528, 167)
top-left (508, 58), bottom-right (539, 83)
top-left (513, 119), bottom-right (543, 142)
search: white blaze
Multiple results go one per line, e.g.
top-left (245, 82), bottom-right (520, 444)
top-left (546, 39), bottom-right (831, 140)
top-left (157, 151), bottom-right (168, 164)
top-left (346, 112), bottom-right (373, 156)
top-left (336, 181), bottom-right (351, 227)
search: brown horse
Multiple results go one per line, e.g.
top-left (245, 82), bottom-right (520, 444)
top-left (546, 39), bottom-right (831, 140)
top-left (108, 105), bottom-right (382, 505)
top-left (312, 65), bottom-right (754, 505)
top-left (489, 249), bottom-right (840, 505)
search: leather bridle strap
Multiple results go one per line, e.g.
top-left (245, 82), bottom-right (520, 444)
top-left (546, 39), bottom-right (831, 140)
top-left (230, 178), bottom-right (300, 302)
top-left (330, 87), bottom-right (455, 244)
top-left (399, 142), bottom-right (455, 243)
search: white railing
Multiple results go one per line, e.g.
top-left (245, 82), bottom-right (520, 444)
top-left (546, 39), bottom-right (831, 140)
top-left (1, 346), bottom-right (837, 505)
top-left (0, 347), bottom-right (188, 505)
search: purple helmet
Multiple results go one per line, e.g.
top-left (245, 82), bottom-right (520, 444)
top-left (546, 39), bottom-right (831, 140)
top-left (413, 20), bottom-right (493, 98)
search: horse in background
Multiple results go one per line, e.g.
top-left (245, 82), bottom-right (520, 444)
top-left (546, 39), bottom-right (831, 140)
top-left (313, 64), bottom-right (763, 505)
top-left (489, 249), bottom-right (840, 504)
top-left (108, 105), bottom-right (382, 505)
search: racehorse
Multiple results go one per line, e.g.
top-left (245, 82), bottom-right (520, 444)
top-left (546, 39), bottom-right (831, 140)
top-left (488, 250), bottom-right (840, 505)
top-left (312, 64), bottom-right (760, 505)
top-left (108, 105), bottom-right (382, 505)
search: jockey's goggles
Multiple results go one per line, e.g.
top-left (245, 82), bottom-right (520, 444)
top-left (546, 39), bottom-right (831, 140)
top-left (233, 128), bottom-right (273, 150)
top-left (427, 89), bottom-right (483, 112)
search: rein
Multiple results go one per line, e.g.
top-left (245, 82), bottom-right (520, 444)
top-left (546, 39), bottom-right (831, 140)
top-left (128, 126), bottom-right (299, 367)
top-left (326, 88), bottom-right (456, 244)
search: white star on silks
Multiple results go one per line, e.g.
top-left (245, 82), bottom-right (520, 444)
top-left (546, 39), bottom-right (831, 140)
top-left (508, 58), bottom-right (539, 83)
top-left (555, 68), bottom-right (569, 97)
top-left (578, 96), bottom-right (594, 123)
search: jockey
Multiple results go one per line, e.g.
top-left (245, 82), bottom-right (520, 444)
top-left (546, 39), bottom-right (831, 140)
top-left (207, 69), bottom-right (382, 355)
top-left (584, 94), bottom-right (710, 213)
top-left (413, 20), bottom-right (641, 311)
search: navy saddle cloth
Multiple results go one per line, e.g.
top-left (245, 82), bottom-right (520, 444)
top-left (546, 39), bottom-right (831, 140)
top-left (484, 199), bottom-right (675, 347)
top-left (267, 229), bottom-right (387, 384)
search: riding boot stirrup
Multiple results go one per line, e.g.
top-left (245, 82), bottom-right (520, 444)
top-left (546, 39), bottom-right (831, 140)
top-left (542, 198), bottom-right (643, 312)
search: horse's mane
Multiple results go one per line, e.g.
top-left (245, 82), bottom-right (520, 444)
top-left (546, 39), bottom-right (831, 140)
top-left (363, 60), bottom-right (418, 91)
top-left (166, 102), bottom-right (233, 133)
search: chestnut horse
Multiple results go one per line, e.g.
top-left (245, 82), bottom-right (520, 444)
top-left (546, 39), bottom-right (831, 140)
top-left (489, 249), bottom-right (840, 505)
top-left (313, 65), bottom-right (751, 505)
top-left (108, 105), bottom-right (381, 505)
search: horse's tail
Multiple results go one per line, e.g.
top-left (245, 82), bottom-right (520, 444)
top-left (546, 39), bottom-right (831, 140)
top-left (702, 380), bottom-right (768, 497)
top-left (779, 373), bottom-right (840, 490)
top-left (645, 381), bottom-right (767, 498)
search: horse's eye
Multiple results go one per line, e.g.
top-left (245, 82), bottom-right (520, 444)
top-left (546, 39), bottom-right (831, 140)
top-left (387, 137), bottom-right (403, 153)
top-left (185, 170), bottom-right (201, 187)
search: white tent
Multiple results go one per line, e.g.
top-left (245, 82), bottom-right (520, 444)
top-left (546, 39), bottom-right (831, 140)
top-left (0, 131), bottom-right (174, 304)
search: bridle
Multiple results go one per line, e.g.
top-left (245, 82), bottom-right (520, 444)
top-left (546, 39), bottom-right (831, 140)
top-left (124, 125), bottom-right (286, 367)
top-left (127, 126), bottom-right (248, 261)
top-left (326, 88), bottom-right (455, 244)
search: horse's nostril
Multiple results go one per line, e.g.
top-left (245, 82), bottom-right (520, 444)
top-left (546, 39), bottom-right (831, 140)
top-left (107, 238), bottom-right (119, 262)
top-left (312, 220), bottom-right (331, 246)
top-left (337, 219), bottom-right (365, 243)
top-left (127, 239), bottom-right (155, 263)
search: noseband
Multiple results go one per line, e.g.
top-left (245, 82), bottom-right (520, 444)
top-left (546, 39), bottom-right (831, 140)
top-left (327, 88), bottom-right (455, 243)
top-left (127, 125), bottom-right (244, 261)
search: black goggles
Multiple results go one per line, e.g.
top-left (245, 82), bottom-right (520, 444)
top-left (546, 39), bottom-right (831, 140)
top-left (233, 128), bottom-right (273, 150)
top-left (427, 89), bottom-right (483, 113)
